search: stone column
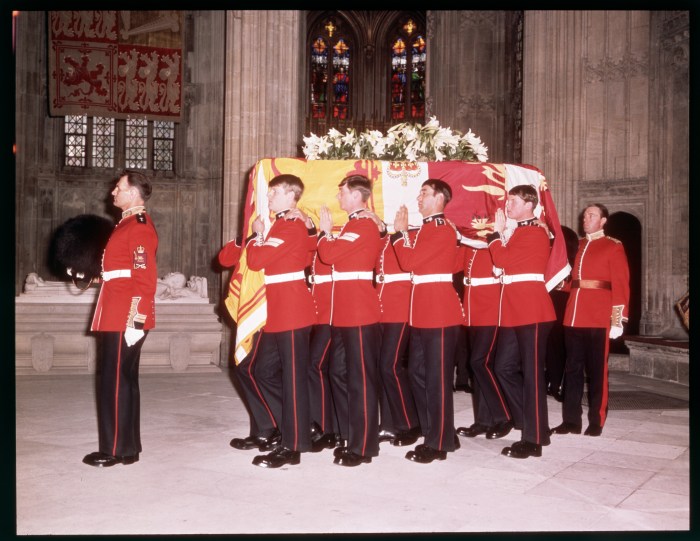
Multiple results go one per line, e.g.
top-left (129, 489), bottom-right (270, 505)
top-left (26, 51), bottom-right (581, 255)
top-left (221, 10), bottom-right (304, 365)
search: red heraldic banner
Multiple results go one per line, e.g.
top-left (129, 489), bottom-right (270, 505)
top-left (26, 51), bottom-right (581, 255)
top-left (227, 158), bottom-right (570, 364)
top-left (49, 11), bottom-right (183, 122)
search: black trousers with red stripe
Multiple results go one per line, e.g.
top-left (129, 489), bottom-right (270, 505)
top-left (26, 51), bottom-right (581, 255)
top-left (408, 325), bottom-right (461, 452)
top-left (308, 324), bottom-right (343, 435)
top-left (330, 324), bottom-right (381, 457)
top-left (234, 330), bottom-right (280, 438)
top-left (562, 326), bottom-right (609, 428)
top-left (494, 322), bottom-right (554, 446)
top-left (467, 326), bottom-right (511, 427)
top-left (253, 327), bottom-right (312, 452)
top-left (97, 331), bottom-right (147, 457)
top-left (378, 322), bottom-right (419, 433)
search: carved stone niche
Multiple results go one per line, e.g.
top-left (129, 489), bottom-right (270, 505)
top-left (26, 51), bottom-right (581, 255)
top-left (15, 274), bottom-right (223, 374)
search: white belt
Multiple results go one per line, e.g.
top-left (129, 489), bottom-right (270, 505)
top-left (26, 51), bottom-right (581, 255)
top-left (500, 273), bottom-right (544, 284)
top-left (102, 269), bottom-right (131, 281)
top-left (332, 271), bottom-right (374, 281)
top-left (463, 276), bottom-right (500, 286)
top-left (411, 273), bottom-right (453, 285)
top-left (377, 273), bottom-right (411, 284)
top-left (309, 274), bottom-right (333, 285)
top-left (264, 270), bottom-right (306, 285)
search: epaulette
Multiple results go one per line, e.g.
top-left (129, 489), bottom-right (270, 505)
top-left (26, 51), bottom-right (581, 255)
top-left (136, 213), bottom-right (147, 224)
top-left (606, 235), bottom-right (622, 244)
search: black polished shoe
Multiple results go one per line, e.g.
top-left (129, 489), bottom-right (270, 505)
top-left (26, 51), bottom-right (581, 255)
top-left (311, 433), bottom-right (337, 453)
top-left (258, 431), bottom-right (283, 452)
top-left (501, 440), bottom-right (542, 459)
top-left (231, 429), bottom-right (280, 451)
top-left (378, 428), bottom-right (398, 443)
top-left (584, 424), bottom-right (603, 437)
top-left (456, 424), bottom-right (488, 438)
top-left (333, 445), bottom-right (347, 458)
top-left (83, 451), bottom-right (139, 467)
top-left (252, 446), bottom-right (300, 468)
top-left (391, 426), bottom-right (421, 447)
top-left (405, 444), bottom-right (447, 463)
top-left (486, 420), bottom-right (514, 439)
top-left (548, 421), bottom-right (582, 436)
top-left (333, 450), bottom-right (372, 467)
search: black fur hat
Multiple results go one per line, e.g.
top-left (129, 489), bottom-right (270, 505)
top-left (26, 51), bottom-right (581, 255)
top-left (49, 214), bottom-right (114, 282)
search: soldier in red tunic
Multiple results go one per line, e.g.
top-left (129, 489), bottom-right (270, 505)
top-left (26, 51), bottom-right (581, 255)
top-left (392, 179), bottom-right (465, 463)
top-left (375, 229), bottom-right (421, 447)
top-left (317, 175), bottom-right (383, 467)
top-left (456, 244), bottom-right (513, 440)
top-left (487, 184), bottom-right (556, 459)
top-left (83, 170), bottom-right (158, 468)
top-left (219, 238), bottom-right (282, 453)
top-left (550, 203), bottom-right (630, 437)
top-left (245, 174), bottom-right (318, 468)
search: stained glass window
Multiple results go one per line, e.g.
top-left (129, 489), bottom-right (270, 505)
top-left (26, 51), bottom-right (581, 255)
top-left (332, 38), bottom-right (350, 119)
top-left (126, 118), bottom-right (148, 170)
top-left (310, 36), bottom-right (328, 119)
top-left (91, 117), bottom-right (115, 168)
top-left (308, 18), bottom-right (352, 120)
top-left (153, 121), bottom-right (175, 171)
top-left (390, 18), bottom-right (426, 121)
top-left (64, 115), bottom-right (87, 167)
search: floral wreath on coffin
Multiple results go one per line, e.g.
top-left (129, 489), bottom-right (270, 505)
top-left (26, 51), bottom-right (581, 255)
top-left (302, 116), bottom-right (488, 163)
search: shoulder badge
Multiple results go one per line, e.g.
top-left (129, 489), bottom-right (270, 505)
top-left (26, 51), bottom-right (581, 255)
top-left (137, 213), bottom-right (147, 224)
top-left (133, 245), bottom-right (147, 269)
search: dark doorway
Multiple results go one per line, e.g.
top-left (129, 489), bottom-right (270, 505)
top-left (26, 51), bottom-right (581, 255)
top-left (603, 212), bottom-right (642, 353)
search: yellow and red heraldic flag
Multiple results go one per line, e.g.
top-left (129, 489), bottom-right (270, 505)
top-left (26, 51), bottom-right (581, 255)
top-left (226, 158), bottom-right (570, 364)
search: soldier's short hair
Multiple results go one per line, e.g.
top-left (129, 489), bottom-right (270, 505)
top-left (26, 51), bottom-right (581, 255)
top-left (120, 170), bottom-right (153, 201)
top-left (585, 203), bottom-right (609, 220)
top-left (422, 178), bottom-right (453, 206)
top-left (269, 174), bottom-right (305, 201)
top-left (339, 175), bottom-right (373, 202)
top-left (508, 184), bottom-right (538, 207)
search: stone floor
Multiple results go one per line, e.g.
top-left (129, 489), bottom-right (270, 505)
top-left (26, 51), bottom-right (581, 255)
top-left (14, 368), bottom-right (690, 536)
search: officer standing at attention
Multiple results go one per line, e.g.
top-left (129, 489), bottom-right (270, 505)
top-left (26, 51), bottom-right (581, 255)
top-left (392, 179), bottom-right (465, 464)
top-left (246, 174), bottom-right (317, 468)
top-left (318, 174), bottom-right (383, 467)
top-left (487, 184), bottom-right (556, 459)
top-left (83, 170), bottom-right (158, 468)
top-left (550, 203), bottom-right (630, 437)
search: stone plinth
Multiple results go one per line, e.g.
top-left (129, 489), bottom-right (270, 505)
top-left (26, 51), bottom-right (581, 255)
top-left (16, 284), bottom-right (223, 374)
top-left (624, 336), bottom-right (689, 385)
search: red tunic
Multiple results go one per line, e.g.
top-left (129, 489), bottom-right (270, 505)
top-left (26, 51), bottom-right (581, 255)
top-left (246, 212), bottom-right (317, 332)
top-left (563, 231), bottom-right (630, 328)
top-left (488, 222), bottom-right (556, 326)
top-left (392, 214), bottom-right (465, 329)
top-left (375, 233), bottom-right (413, 323)
top-left (317, 213), bottom-right (382, 327)
top-left (310, 252), bottom-right (333, 325)
top-left (91, 210), bottom-right (158, 332)
top-left (462, 246), bottom-right (500, 327)
top-left (218, 238), bottom-right (241, 268)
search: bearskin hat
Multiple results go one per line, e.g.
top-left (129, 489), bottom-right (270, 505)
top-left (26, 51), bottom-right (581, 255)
top-left (49, 214), bottom-right (114, 282)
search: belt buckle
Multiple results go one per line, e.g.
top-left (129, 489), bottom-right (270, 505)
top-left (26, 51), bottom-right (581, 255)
top-left (377, 274), bottom-right (385, 283)
top-left (464, 276), bottom-right (471, 286)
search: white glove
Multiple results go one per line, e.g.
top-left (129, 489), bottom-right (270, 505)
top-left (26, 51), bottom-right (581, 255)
top-left (609, 325), bottom-right (623, 339)
top-left (124, 327), bottom-right (145, 347)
